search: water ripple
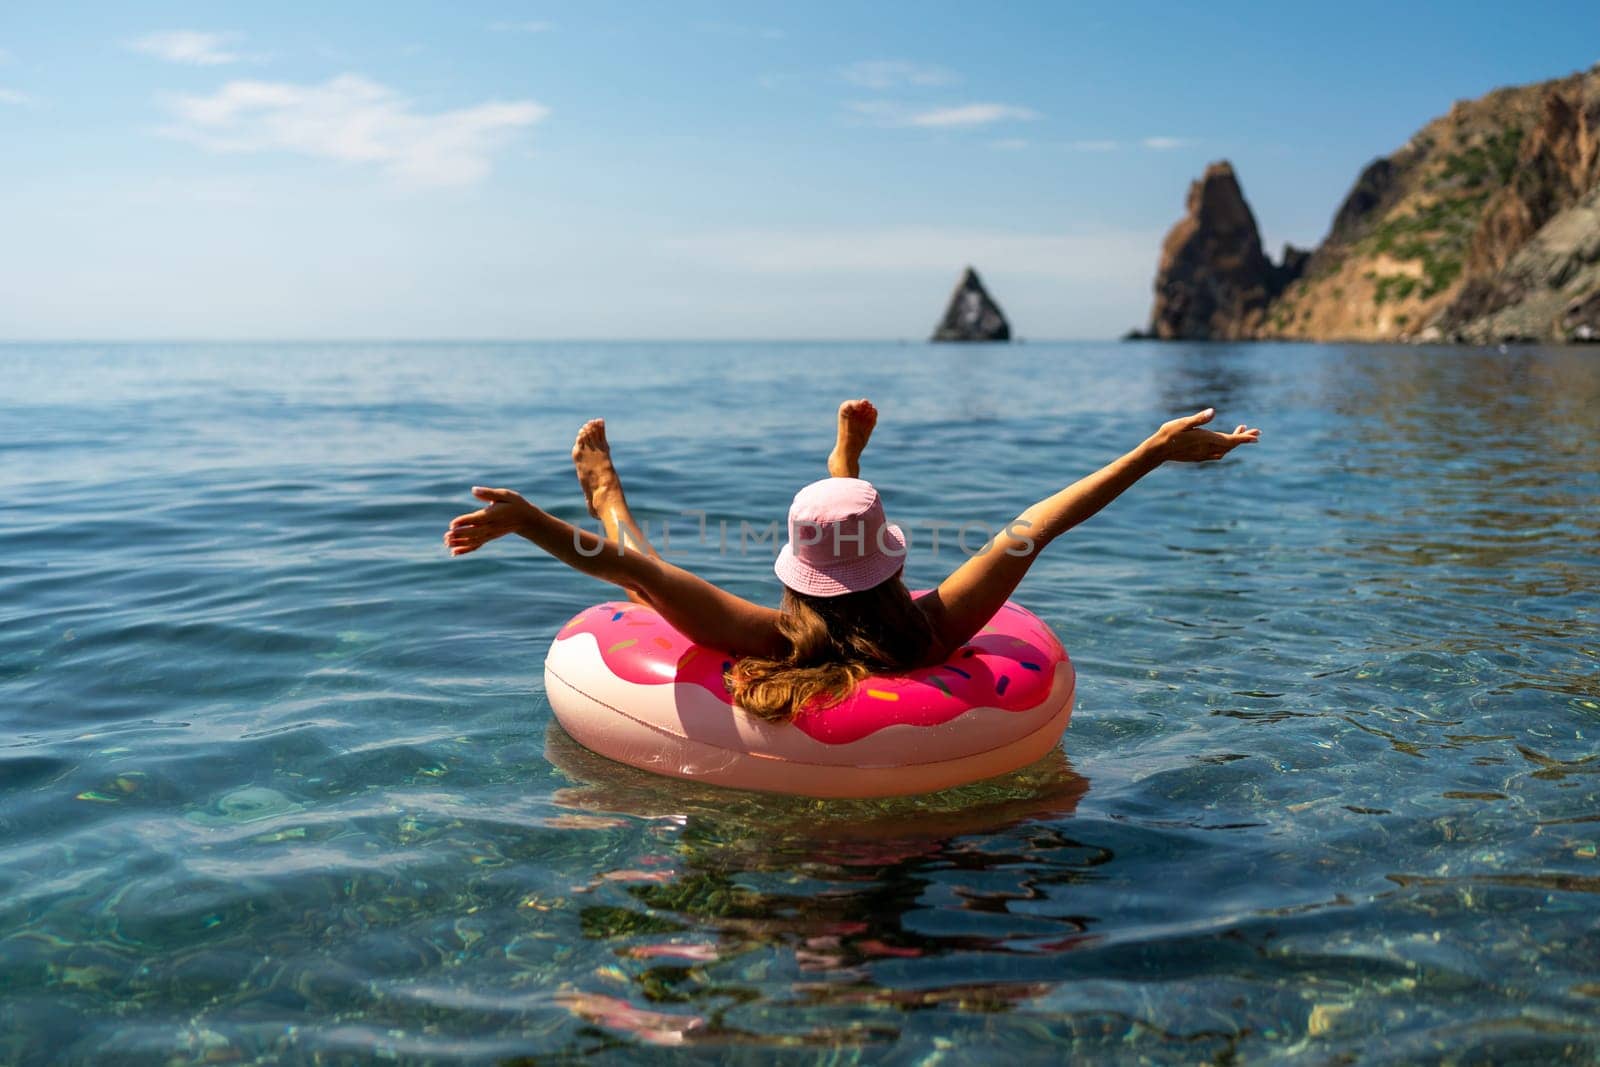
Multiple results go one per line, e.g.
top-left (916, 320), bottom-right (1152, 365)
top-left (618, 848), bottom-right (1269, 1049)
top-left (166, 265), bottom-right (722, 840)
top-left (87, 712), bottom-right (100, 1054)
top-left (1, 341), bottom-right (1597, 1063)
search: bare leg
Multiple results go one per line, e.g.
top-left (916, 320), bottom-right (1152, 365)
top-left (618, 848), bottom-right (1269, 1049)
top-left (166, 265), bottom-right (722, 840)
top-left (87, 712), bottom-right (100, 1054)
top-left (827, 398), bottom-right (877, 479)
top-left (572, 419), bottom-right (659, 605)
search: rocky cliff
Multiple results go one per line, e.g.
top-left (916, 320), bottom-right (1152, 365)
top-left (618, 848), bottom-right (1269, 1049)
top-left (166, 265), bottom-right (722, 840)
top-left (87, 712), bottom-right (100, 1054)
top-left (1147, 161), bottom-right (1306, 339)
top-left (932, 266), bottom-right (1011, 342)
top-left (1142, 64), bottom-right (1600, 343)
top-left (1438, 182), bottom-right (1600, 342)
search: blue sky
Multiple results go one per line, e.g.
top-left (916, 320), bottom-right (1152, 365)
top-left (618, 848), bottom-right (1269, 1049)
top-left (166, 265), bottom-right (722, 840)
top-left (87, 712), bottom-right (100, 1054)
top-left (2, 1), bottom-right (1596, 339)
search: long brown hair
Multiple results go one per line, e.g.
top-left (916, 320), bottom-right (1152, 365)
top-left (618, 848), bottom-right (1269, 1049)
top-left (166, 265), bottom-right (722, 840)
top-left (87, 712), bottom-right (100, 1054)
top-left (730, 574), bottom-right (937, 722)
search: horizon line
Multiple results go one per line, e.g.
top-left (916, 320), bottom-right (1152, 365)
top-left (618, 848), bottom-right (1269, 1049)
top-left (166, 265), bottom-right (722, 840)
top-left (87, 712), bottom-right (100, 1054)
top-left (0, 336), bottom-right (1125, 345)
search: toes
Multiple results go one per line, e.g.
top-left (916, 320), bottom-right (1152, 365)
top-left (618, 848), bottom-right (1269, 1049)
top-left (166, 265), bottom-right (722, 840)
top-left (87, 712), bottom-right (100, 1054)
top-left (573, 422), bottom-right (607, 462)
top-left (837, 398), bottom-right (877, 429)
top-left (574, 418), bottom-right (609, 454)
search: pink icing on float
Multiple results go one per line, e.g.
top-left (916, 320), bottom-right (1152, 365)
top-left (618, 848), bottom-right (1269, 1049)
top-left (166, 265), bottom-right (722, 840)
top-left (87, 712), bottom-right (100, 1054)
top-left (543, 594), bottom-right (1075, 798)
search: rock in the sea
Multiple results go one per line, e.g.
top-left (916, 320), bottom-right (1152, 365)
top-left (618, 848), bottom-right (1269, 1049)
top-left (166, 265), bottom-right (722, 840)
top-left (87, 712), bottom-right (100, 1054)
top-left (931, 266), bottom-right (1011, 342)
top-left (1146, 161), bottom-right (1305, 339)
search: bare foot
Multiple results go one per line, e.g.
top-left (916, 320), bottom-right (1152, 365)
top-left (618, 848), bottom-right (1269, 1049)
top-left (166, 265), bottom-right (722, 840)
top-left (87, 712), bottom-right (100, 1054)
top-left (827, 398), bottom-right (878, 479)
top-left (571, 418), bottom-right (626, 519)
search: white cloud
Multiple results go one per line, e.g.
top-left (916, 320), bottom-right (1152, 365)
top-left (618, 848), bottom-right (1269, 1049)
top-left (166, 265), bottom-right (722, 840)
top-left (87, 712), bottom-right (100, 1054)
top-left (662, 225), bottom-right (1155, 282)
top-left (850, 101), bottom-right (1039, 129)
top-left (840, 60), bottom-right (957, 89)
top-left (1058, 138), bottom-right (1192, 152)
top-left (0, 87), bottom-right (31, 105)
top-left (127, 30), bottom-right (243, 66)
top-left (157, 74), bottom-right (549, 187)
top-left (909, 103), bottom-right (1039, 128)
top-left (490, 20), bottom-right (554, 33)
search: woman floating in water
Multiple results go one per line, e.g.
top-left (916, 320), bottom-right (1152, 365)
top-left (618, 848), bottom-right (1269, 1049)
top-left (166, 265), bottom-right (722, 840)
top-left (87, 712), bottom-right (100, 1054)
top-left (445, 401), bottom-right (1258, 721)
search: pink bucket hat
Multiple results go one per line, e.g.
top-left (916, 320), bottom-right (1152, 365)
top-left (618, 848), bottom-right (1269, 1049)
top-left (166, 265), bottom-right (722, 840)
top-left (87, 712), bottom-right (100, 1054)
top-left (774, 477), bottom-right (907, 597)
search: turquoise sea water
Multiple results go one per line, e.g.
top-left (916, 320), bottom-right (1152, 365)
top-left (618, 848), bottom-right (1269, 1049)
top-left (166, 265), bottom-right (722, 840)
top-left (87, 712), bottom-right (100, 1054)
top-left (1, 341), bottom-right (1597, 1064)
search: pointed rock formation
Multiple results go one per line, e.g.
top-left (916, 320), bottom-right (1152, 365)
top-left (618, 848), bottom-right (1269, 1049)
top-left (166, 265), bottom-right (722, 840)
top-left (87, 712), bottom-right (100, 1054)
top-left (1147, 161), bottom-right (1306, 340)
top-left (931, 266), bottom-right (1011, 342)
top-left (1326, 158), bottom-right (1399, 248)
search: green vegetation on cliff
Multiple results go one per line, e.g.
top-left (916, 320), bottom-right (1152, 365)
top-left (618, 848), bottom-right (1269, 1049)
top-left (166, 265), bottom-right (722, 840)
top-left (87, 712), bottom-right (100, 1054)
top-left (1151, 65), bottom-right (1600, 343)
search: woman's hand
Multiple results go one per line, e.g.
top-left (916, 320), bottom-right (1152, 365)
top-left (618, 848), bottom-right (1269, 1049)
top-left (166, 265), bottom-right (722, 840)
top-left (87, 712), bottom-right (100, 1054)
top-left (1149, 408), bottom-right (1261, 463)
top-left (445, 486), bottom-right (535, 556)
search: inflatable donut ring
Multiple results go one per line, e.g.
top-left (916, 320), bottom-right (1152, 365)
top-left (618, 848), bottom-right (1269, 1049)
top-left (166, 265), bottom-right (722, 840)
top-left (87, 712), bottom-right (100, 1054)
top-left (543, 595), bottom-right (1074, 798)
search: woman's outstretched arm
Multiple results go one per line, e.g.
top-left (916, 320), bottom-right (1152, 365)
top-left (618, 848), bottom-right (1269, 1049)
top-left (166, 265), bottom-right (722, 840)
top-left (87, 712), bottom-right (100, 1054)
top-left (915, 409), bottom-right (1259, 659)
top-left (446, 488), bottom-right (786, 658)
